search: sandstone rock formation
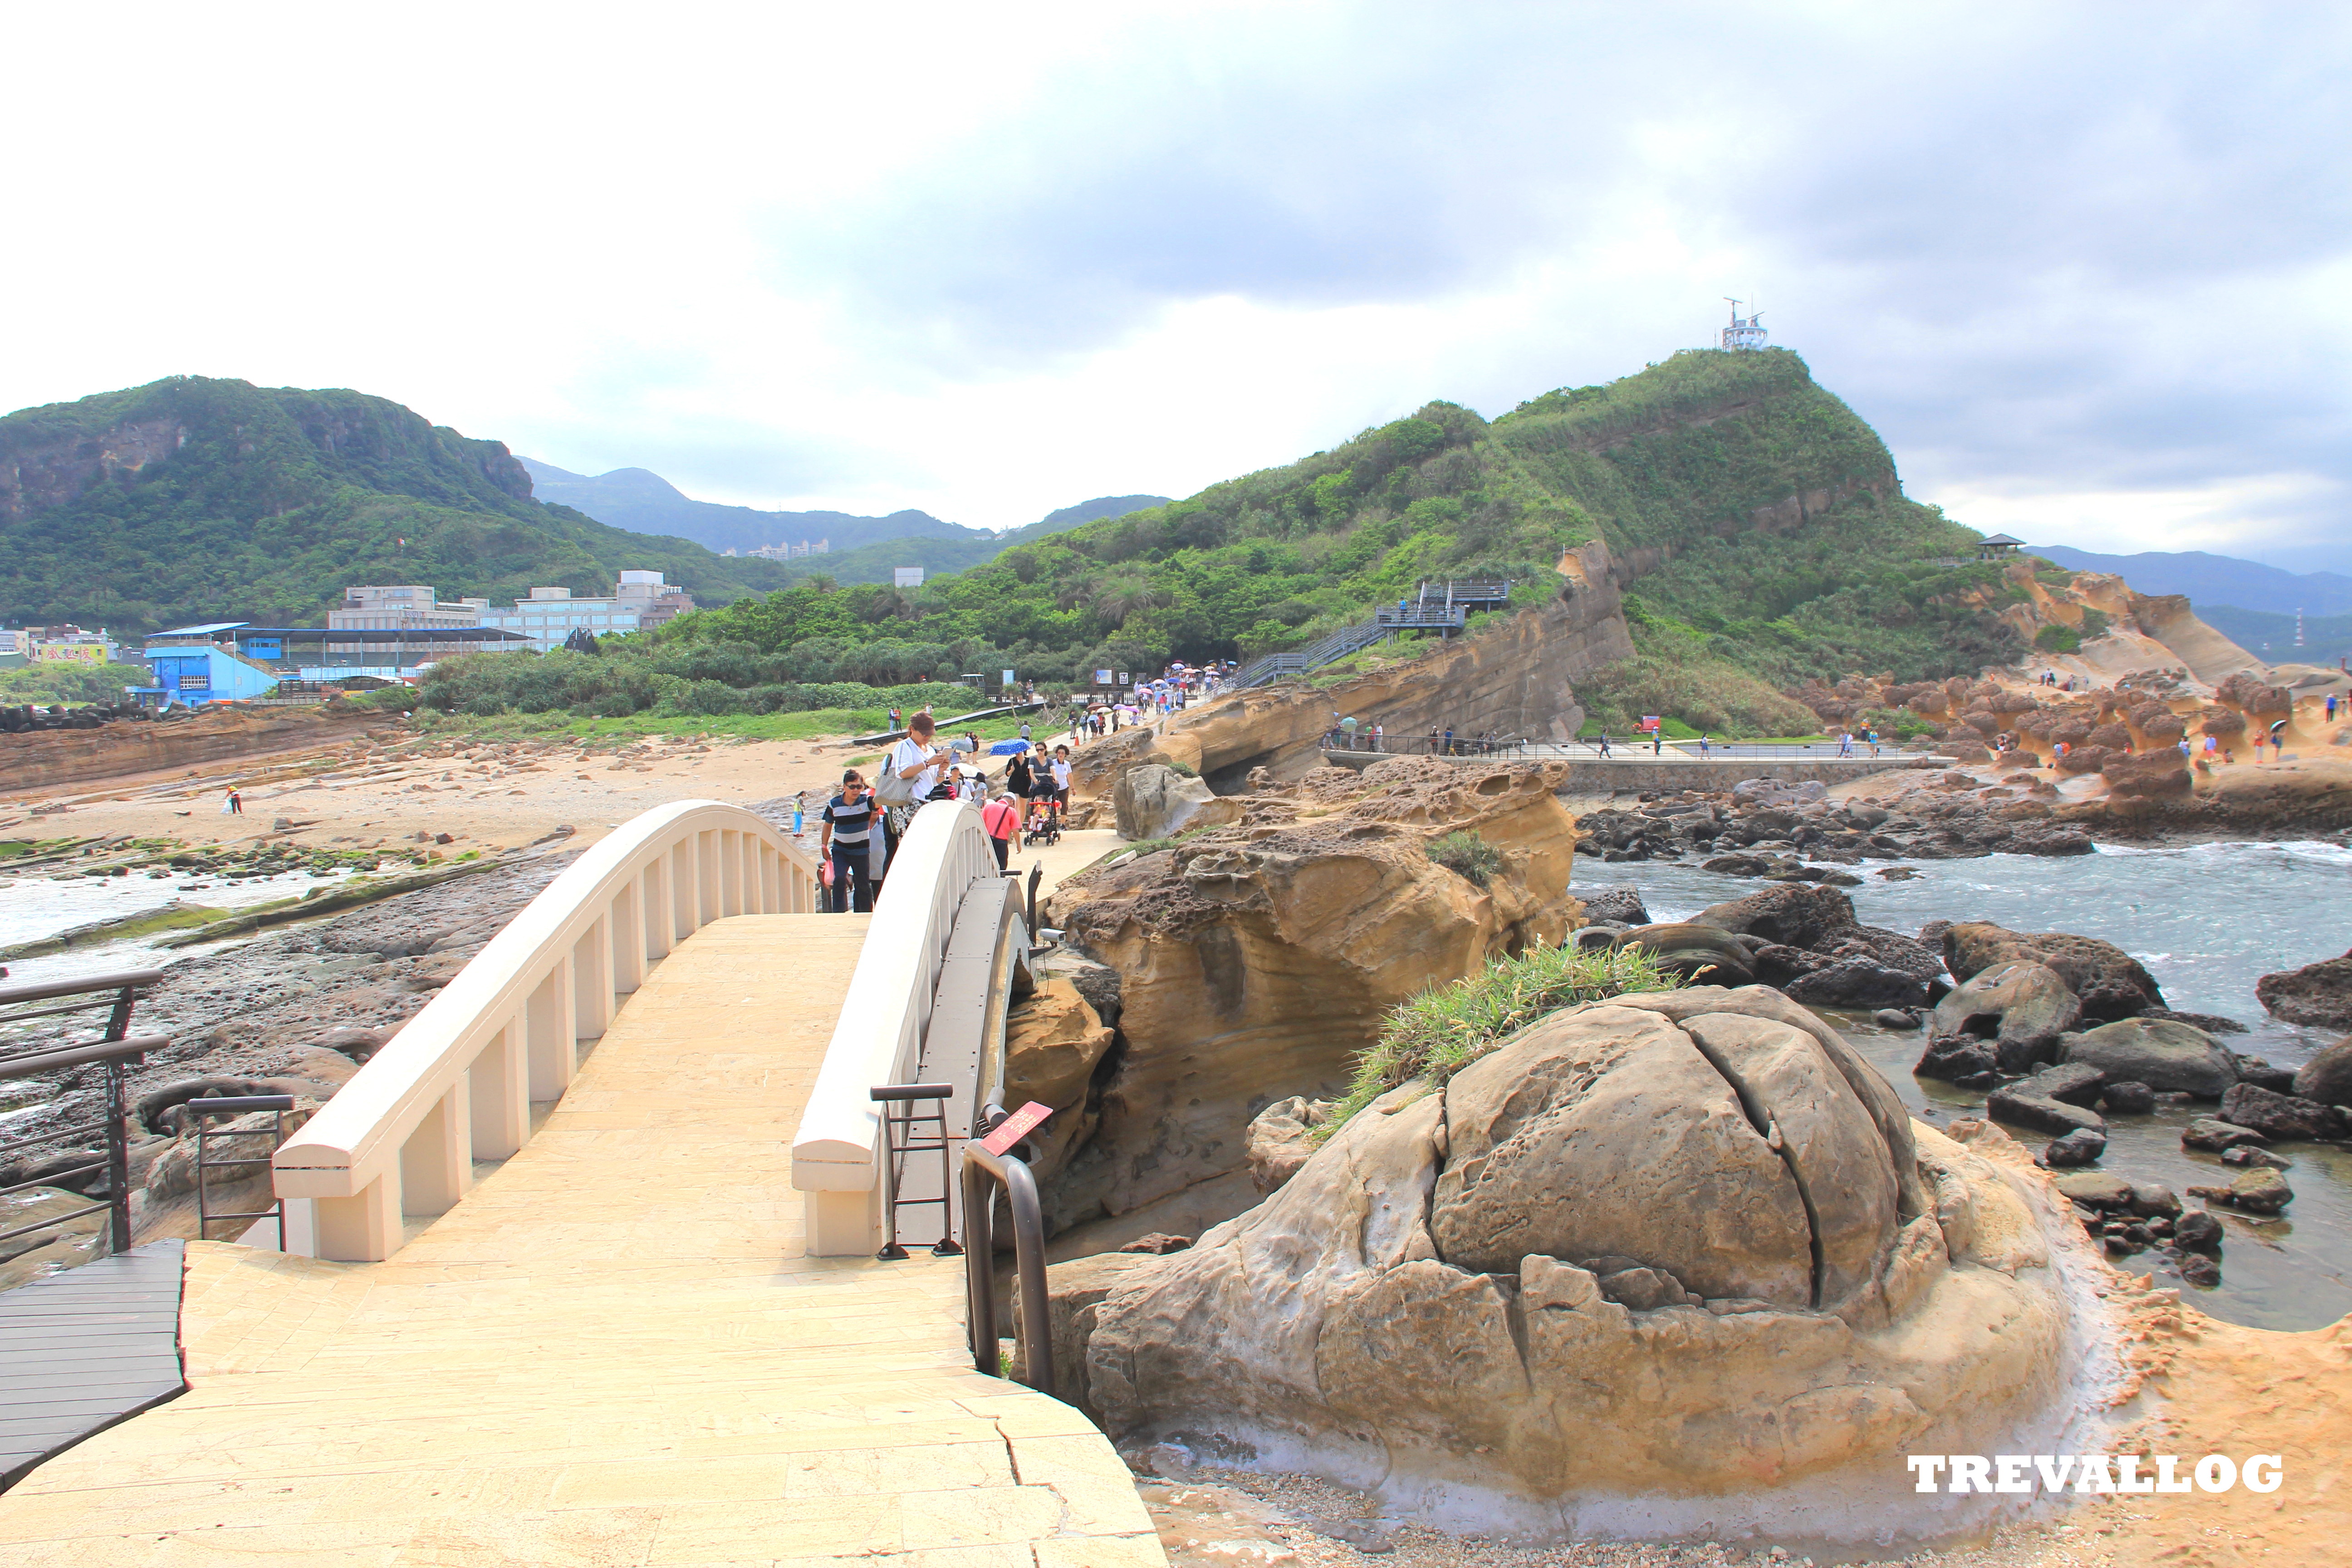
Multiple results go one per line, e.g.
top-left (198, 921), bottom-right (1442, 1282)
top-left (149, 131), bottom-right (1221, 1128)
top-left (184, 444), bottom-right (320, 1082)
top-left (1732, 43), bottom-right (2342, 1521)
top-left (1000, 980), bottom-right (1118, 1183)
top-left (1111, 764), bottom-right (1229, 841)
top-left (1038, 759), bottom-right (1581, 1250)
top-left (1922, 961), bottom-right (2079, 1076)
top-left (2293, 1037), bottom-right (2352, 1108)
top-left (1055, 989), bottom-right (2085, 1543)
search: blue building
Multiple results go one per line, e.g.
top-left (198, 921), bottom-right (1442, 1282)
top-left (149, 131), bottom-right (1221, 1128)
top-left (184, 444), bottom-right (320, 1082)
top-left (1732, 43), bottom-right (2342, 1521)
top-left (133, 622), bottom-right (534, 706)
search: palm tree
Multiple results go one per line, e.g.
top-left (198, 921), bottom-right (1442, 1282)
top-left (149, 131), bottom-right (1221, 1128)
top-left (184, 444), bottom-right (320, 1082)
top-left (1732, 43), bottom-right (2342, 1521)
top-left (1091, 573), bottom-right (1173, 629)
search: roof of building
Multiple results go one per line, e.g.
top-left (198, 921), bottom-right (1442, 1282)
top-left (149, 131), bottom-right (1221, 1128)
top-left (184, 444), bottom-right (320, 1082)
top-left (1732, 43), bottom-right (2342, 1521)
top-left (150, 622), bottom-right (251, 638)
top-left (1979, 533), bottom-right (2027, 547)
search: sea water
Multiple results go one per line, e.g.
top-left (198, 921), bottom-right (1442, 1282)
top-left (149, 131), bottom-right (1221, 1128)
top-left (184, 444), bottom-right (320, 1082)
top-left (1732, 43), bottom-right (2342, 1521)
top-left (0, 865), bottom-right (358, 991)
top-left (1597, 839), bottom-right (2352, 1329)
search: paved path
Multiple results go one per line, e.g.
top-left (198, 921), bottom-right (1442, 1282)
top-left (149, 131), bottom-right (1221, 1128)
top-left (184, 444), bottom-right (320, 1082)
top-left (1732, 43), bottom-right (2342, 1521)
top-left (0, 914), bottom-right (1164, 1566)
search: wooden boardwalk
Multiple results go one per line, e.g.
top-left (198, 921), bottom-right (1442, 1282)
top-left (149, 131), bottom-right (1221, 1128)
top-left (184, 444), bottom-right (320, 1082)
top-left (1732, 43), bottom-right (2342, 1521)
top-left (0, 1240), bottom-right (187, 1490)
top-left (0, 914), bottom-right (1163, 1566)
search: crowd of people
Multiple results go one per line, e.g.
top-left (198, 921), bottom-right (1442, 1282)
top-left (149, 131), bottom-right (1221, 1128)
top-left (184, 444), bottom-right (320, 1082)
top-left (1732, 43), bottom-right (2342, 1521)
top-left (803, 666), bottom-right (1244, 914)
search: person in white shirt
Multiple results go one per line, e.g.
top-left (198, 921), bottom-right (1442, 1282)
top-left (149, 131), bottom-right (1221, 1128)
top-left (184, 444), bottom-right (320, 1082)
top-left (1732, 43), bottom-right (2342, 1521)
top-left (878, 714), bottom-right (953, 871)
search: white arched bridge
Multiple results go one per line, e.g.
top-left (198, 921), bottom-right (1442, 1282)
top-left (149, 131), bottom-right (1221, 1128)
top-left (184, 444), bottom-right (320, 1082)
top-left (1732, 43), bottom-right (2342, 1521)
top-left (0, 799), bottom-right (1164, 1566)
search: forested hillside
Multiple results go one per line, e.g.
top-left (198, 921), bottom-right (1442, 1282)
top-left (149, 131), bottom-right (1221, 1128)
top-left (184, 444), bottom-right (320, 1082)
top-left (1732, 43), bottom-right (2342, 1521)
top-left (624, 348), bottom-right (2019, 707)
top-left (0, 378), bottom-right (798, 632)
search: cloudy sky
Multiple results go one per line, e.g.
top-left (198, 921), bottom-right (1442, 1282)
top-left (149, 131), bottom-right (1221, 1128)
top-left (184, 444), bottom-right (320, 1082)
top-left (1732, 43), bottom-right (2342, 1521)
top-left (4, 3), bottom-right (2346, 571)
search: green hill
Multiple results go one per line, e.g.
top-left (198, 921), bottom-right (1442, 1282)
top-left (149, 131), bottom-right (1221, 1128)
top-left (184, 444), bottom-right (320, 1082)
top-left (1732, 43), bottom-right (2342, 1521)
top-left (0, 377), bottom-right (799, 633)
top-left (649, 348), bottom-right (2019, 702)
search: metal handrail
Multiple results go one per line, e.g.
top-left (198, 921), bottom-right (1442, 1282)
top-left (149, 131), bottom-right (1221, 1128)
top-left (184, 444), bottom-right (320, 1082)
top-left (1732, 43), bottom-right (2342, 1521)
top-left (0, 970), bottom-right (165, 1258)
top-left (963, 1140), bottom-right (1052, 1394)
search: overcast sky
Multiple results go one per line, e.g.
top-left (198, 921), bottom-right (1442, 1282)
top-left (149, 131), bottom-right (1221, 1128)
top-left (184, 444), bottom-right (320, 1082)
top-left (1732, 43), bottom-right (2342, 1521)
top-left (4, 3), bottom-right (2346, 572)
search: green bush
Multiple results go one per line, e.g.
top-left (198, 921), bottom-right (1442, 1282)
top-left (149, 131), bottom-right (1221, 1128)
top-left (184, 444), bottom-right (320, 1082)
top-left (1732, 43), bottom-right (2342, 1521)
top-left (1328, 941), bottom-right (1682, 1129)
top-left (2034, 624), bottom-right (2082, 654)
top-left (1427, 830), bottom-right (1504, 886)
top-left (0, 661), bottom-right (152, 705)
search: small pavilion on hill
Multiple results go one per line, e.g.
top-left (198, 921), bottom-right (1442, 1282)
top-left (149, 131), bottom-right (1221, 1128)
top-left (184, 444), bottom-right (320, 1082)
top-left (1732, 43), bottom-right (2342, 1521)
top-left (1977, 533), bottom-right (2027, 560)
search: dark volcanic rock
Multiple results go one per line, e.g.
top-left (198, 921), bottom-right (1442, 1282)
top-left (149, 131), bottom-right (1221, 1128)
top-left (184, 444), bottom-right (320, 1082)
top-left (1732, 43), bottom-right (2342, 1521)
top-left (2173, 1210), bottom-right (2224, 1251)
top-left (2099, 1080), bottom-right (2156, 1115)
top-left (2226, 1055), bottom-right (2299, 1093)
top-left (1690, 883), bottom-right (1857, 951)
top-left (1988, 1072), bottom-right (2108, 1137)
top-left (2043, 1127), bottom-right (2107, 1167)
top-left (2182, 1118), bottom-right (2268, 1152)
top-left (1873, 1007), bottom-right (1921, 1029)
top-left (2060, 1018), bottom-right (2238, 1098)
top-left (1785, 955), bottom-right (1930, 1010)
top-left (2254, 950), bottom-right (2352, 1031)
top-left (1916, 1034), bottom-right (2000, 1085)
top-left (2216, 1083), bottom-right (2347, 1143)
top-left (1942, 921), bottom-right (2165, 1021)
top-left (1578, 886), bottom-right (1651, 927)
top-left (2293, 1037), bottom-right (2352, 1108)
top-left (2177, 1252), bottom-right (2221, 1287)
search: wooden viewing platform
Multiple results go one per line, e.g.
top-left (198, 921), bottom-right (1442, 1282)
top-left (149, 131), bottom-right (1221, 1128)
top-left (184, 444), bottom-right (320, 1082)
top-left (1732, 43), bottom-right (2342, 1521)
top-left (0, 912), bottom-right (1161, 1565)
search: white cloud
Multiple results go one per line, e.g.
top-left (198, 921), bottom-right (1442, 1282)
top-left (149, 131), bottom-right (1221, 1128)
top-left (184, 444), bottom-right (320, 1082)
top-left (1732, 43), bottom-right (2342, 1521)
top-left (0, 1), bottom-right (2346, 563)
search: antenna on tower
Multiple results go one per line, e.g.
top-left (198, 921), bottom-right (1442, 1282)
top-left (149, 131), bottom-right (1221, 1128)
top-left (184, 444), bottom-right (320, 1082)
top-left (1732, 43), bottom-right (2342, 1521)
top-left (1720, 297), bottom-right (1769, 351)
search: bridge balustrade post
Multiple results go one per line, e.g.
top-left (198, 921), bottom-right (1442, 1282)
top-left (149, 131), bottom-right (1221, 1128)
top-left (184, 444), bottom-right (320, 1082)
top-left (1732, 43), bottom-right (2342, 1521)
top-left (697, 831), bottom-right (722, 926)
top-left (641, 861), bottom-right (673, 960)
top-left (573, 917), bottom-right (612, 1042)
top-left (719, 830), bottom-right (743, 917)
top-left (314, 1174), bottom-right (400, 1262)
top-left (469, 1022), bottom-right (530, 1160)
top-left (610, 883), bottom-right (644, 994)
top-left (400, 1079), bottom-right (472, 1216)
top-left (671, 841), bottom-right (696, 941)
top-left (527, 958), bottom-right (577, 1098)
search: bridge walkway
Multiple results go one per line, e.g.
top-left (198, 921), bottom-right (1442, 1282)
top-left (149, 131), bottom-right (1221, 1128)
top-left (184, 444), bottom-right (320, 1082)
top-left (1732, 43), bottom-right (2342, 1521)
top-left (0, 913), bottom-right (1161, 1566)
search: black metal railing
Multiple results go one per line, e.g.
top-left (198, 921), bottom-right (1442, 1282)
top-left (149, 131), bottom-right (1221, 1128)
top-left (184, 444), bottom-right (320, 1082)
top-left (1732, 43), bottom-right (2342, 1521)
top-left (963, 1132), bottom-right (1052, 1395)
top-left (0, 970), bottom-right (169, 1259)
top-left (868, 1083), bottom-right (961, 1261)
top-left (190, 1094), bottom-right (296, 1249)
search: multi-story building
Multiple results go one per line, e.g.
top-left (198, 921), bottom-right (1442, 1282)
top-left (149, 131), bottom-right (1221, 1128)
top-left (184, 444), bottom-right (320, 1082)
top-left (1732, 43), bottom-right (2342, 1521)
top-left (476, 572), bottom-right (696, 651)
top-left (133, 621), bottom-right (534, 705)
top-left (328, 586), bottom-right (488, 630)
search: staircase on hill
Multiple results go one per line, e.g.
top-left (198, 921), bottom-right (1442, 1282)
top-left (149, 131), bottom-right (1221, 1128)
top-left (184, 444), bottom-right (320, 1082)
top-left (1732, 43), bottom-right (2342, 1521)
top-left (1231, 578), bottom-right (1512, 689)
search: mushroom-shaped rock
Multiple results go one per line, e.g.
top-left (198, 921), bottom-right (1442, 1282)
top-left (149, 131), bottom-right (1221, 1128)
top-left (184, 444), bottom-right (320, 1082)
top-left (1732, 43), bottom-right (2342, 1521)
top-left (1926, 961), bottom-right (2079, 1075)
top-left (1071, 988), bottom-right (2078, 1538)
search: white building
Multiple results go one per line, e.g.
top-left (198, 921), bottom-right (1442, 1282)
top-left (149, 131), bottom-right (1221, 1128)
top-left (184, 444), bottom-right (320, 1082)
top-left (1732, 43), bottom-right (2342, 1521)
top-left (329, 586), bottom-right (487, 630)
top-left (893, 566), bottom-right (926, 588)
top-left (477, 571), bottom-right (696, 651)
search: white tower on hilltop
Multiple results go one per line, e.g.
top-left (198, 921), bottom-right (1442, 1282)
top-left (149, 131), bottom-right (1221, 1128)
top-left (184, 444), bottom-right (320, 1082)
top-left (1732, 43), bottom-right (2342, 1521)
top-left (1721, 298), bottom-right (1769, 351)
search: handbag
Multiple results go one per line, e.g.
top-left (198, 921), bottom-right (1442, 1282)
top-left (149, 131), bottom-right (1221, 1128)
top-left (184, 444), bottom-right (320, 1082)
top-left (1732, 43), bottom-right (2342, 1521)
top-left (872, 741), bottom-right (921, 807)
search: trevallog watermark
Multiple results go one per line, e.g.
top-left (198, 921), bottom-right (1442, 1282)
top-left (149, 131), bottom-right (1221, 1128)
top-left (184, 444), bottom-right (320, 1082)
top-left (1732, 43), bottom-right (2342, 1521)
top-left (1908, 1455), bottom-right (2282, 1494)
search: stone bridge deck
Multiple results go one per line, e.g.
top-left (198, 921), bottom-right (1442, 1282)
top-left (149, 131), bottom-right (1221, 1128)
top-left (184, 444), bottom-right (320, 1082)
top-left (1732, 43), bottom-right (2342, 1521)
top-left (0, 913), bottom-right (1161, 1567)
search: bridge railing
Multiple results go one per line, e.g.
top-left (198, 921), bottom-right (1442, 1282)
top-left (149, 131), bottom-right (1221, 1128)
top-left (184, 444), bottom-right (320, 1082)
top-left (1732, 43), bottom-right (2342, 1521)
top-left (272, 799), bottom-right (821, 1261)
top-left (789, 799), bottom-right (1012, 1255)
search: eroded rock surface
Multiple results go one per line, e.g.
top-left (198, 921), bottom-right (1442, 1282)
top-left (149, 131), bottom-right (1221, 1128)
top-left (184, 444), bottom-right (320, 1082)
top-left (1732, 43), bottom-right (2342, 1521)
top-left (1040, 759), bottom-right (1581, 1244)
top-left (1059, 988), bottom-right (2081, 1540)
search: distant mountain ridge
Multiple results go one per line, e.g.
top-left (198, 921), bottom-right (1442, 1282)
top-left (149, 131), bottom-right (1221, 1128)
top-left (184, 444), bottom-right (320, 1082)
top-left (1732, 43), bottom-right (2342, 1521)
top-left (2032, 545), bottom-right (2352, 617)
top-left (516, 459), bottom-right (974, 556)
top-left (519, 457), bottom-right (1168, 585)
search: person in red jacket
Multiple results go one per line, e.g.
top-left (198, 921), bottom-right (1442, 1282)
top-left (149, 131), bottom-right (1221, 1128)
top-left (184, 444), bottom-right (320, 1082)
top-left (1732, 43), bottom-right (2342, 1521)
top-left (981, 790), bottom-right (1024, 870)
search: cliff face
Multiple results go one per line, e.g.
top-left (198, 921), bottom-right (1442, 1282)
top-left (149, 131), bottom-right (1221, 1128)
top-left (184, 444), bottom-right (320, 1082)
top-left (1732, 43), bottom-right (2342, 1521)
top-left (0, 416), bottom-right (187, 523)
top-left (1071, 540), bottom-right (1636, 793)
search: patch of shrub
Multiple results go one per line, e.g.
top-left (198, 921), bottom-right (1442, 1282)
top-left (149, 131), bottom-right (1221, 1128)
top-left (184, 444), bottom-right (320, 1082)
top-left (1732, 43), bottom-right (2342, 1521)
top-left (1427, 829), bottom-right (1504, 886)
top-left (1327, 941), bottom-right (1682, 1130)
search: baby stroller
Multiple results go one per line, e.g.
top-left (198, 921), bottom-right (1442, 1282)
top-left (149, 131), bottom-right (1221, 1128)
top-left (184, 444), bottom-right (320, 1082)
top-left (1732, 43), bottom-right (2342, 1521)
top-left (1025, 792), bottom-right (1064, 847)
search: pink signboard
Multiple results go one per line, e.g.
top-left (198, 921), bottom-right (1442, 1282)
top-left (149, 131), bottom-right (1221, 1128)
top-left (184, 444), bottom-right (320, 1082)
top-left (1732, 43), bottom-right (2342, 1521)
top-left (980, 1101), bottom-right (1054, 1156)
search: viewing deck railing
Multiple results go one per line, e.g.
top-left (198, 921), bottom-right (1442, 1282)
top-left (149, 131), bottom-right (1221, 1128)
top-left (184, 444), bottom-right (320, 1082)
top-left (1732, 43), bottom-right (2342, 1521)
top-left (272, 799), bottom-right (821, 1261)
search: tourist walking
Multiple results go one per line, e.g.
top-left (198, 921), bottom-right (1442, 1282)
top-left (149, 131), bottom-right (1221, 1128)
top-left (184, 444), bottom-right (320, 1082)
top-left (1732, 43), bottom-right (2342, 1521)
top-left (1372, 723), bottom-right (1383, 751)
top-left (791, 791), bottom-right (805, 835)
top-left (819, 771), bottom-right (877, 914)
top-left (1019, 718), bottom-right (1032, 745)
top-left (1050, 745), bottom-right (1072, 811)
top-left (980, 791), bottom-right (1022, 870)
top-left (1005, 744), bottom-right (1034, 808)
top-left (1838, 731), bottom-right (1854, 758)
top-left (1597, 732), bottom-right (1612, 759)
top-left (1697, 733), bottom-right (1711, 755)
top-left (2327, 693), bottom-right (2339, 723)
